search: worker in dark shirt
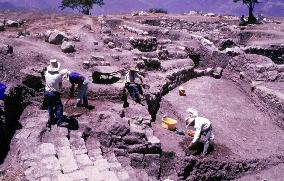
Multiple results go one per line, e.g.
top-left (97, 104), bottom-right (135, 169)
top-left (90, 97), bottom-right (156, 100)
top-left (62, 70), bottom-right (89, 107)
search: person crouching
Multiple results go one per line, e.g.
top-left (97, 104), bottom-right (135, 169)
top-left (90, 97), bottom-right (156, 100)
top-left (185, 108), bottom-right (214, 156)
top-left (62, 70), bottom-right (89, 108)
top-left (122, 67), bottom-right (144, 108)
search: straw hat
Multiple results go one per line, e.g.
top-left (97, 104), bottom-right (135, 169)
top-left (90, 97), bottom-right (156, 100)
top-left (59, 69), bottom-right (70, 78)
top-left (47, 59), bottom-right (61, 72)
top-left (129, 67), bottom-right (139, 72)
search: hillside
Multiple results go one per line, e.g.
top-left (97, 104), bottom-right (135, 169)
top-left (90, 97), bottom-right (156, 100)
top-left (0, 0), bottom-right (284, 16)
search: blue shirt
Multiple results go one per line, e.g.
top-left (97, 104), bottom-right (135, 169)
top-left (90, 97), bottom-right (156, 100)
top-left (69, 72), bottom-right (84, 85)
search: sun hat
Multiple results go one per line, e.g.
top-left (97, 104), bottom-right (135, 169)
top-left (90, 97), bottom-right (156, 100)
top-left (185, 108), bottom-right (199, 125)
top-left (59, 69), bottom-right (70, 78)
top-left (129, 67), bottom-right (139, 72)
top-left (47, 59), bottom-right (61, 72)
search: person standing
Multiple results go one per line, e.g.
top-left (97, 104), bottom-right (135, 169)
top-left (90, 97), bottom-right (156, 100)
top-left (44, 59), bottom-right (64, 127)
top-left (185, 108), bottom-right (214, 156)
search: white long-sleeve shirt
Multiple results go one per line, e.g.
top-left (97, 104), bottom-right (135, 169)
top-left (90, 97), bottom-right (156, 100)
top-left (192, 117), bottom-right (212, 143)
top-left (45, 71), bottom-right (63, 92)
top-left (124, 72), bottom-right (143, 84)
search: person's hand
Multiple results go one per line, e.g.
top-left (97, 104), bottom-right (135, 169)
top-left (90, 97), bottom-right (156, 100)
top-left (187, 130), bottom-right (195, 137)
top-left (187, 142), bottom-right (193, 149)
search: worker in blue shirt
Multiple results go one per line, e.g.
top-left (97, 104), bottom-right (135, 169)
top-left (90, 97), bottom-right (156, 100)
top-left (61, 70), bottom-right (89, 107)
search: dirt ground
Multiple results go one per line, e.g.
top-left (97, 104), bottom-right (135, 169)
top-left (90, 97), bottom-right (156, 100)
top-left (156, 77), bottom-right (284, 160)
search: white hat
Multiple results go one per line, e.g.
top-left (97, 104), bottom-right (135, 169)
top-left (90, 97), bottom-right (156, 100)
top-left (186, 108), bottom-right (199, 125)
top-left (59, 69), bottom-right (70, 78)
top-left (47, 59), bottom-right (61, 72)
top-left (60, 69), bottom-right (69, 75)
top-left (130, 67), bottom-right (139, 72)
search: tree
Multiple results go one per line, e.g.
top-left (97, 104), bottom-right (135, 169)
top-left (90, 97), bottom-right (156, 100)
top-left (233, 0), bottom-right (259, 23)
top-left (60, 0), bottom-right (104, 15)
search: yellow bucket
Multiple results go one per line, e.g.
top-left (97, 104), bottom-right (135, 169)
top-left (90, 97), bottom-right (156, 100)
top-left (162, 117), bottom-right (177, 131)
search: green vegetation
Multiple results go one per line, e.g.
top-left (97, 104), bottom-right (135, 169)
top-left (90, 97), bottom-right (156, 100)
top-left (233, 0), bottom-right (260, 23)
top-left (60, 0), bottom-right (104, 15)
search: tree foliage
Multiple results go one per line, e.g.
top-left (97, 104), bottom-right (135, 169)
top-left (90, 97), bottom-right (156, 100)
top-left (233, 0), bottom-right (260, 23)
top-left (60, 0), bottom-right (104, 15)
top-left (148, 8), bottom-right (168, 14)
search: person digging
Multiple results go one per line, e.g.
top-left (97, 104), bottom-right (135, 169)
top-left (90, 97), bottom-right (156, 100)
top-left (185, 108), bottom-right (214, 156)
top-left (122, 67), bottom-right (145, 108)
top-left (61, 70), bottom-right (89, 108)
top-left (44, 59), bottom-right (64, 127)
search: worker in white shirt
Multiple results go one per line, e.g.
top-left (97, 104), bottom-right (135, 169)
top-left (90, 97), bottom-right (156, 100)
top-left (185, 108), bottom-right (214, 156)
top-left (44, 59), bottom-right (64, 127)
top-left (122, 67), bottom-right (144, 108)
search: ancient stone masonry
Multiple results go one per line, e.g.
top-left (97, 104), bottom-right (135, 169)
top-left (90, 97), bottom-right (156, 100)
top-left (129, 36), bottom-right (158, 52)
top-left (226, 54), bottom-right (280, 82)
top-left (177, 154), bottom-right (284, 181)
top-left (245, 45), bottom-right (284, 64)
top-left (0, 85), bottom-right (35, 163)
top-left (93, 111), bottom-right (162, 179)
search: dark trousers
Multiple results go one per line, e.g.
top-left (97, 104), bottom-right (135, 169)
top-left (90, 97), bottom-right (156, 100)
top-left (122, 83), bottom-right (143, 104)
top-left (44, 91), bottom-right (63, 125)
top-left (201, 126), bottom-right (212, 155)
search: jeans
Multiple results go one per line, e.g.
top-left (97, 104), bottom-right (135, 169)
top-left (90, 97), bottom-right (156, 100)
top-left (123, 83), bottom-right (143, 104)
top-left (201, 125), bottom-right (213, 155)
top-left (77, 79), bottom-right (88, 106)
top-left (44, 91), bottom-right (63, 125)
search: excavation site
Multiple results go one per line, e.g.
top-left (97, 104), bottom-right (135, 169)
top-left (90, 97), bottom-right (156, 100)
top-left (0, 5), bottom-right (284, 181)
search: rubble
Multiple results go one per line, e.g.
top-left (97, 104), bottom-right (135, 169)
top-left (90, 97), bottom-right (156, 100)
top-left (0, 44), bottom-right (13, 55)
top-left (47, 30), bottom-right (68, 45)
top-left (129, 36), bottom-right (158, 52)
top-left (61, 41), bottom-right (76, 53)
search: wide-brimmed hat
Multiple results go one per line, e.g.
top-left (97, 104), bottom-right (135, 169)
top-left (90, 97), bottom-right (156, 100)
top-left (47, 59), bottom-right (61, 72)
top-left (129, 67), bottom-right (139, 72)
top-left (59, 69), bottom-right (70, 78)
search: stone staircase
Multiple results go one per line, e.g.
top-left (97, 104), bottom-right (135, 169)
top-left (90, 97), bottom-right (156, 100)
top-left (11, 108), bottom-right (154, 181)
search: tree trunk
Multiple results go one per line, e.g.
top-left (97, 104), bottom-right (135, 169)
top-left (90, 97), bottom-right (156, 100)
top-left (248, 3), bottom-right (256, 23)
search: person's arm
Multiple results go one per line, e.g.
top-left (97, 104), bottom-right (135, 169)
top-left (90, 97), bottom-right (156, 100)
top-left (137, 73), bottom-right (144, 85)
top-left (70, 83), bottom-right (75, 97)
top-left (185, 117), bottom-right (191, 128)
top-left (59, 76), bottom-right (63, 89)
top-left (187, 129), bottom-right (201, 148)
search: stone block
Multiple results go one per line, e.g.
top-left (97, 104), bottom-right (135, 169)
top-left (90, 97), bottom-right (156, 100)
top-left (57, 146), bottom-right (78, 173)
top-left (65, 170), bottom-right (87, 180)
top-left (40, 143), bottom-right (56, 156)
top-left (40, 156), bottom-right (61, 171)
top-left (75, 154), bottom-right (93, 167)
top-left (83, 166), bottom-right (104, 181)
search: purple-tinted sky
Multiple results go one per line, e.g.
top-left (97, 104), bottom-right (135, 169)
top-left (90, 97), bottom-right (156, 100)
top-left (0, 0), bottom-right (283, 17)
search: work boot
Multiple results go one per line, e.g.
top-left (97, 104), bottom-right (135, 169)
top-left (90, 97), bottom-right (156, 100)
top-left (46, 121), bottom-right (51, 130)
top-left (123, 102), bottom-right (129, 108)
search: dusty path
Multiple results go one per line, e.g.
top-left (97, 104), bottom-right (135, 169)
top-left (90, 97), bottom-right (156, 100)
top-left (156, 76), bottom-right (284, 159)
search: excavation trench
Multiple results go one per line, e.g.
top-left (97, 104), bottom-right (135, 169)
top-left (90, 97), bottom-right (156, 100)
top-left (0, 85), bottom-right (36, 164)
top-left (92, 66), bottom-right (284, 180)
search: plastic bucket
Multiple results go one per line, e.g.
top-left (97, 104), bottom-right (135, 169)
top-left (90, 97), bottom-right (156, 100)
top-left (162, 116), bottom-right (177, 131)
top-left (0, 82), bottom-right (7, 100)
top-left (179, 86), bottom-right (186, 96)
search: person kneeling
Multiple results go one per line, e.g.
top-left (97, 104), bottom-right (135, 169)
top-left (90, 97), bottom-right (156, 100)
top-left (122, 67), bottom-right (145, 108)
